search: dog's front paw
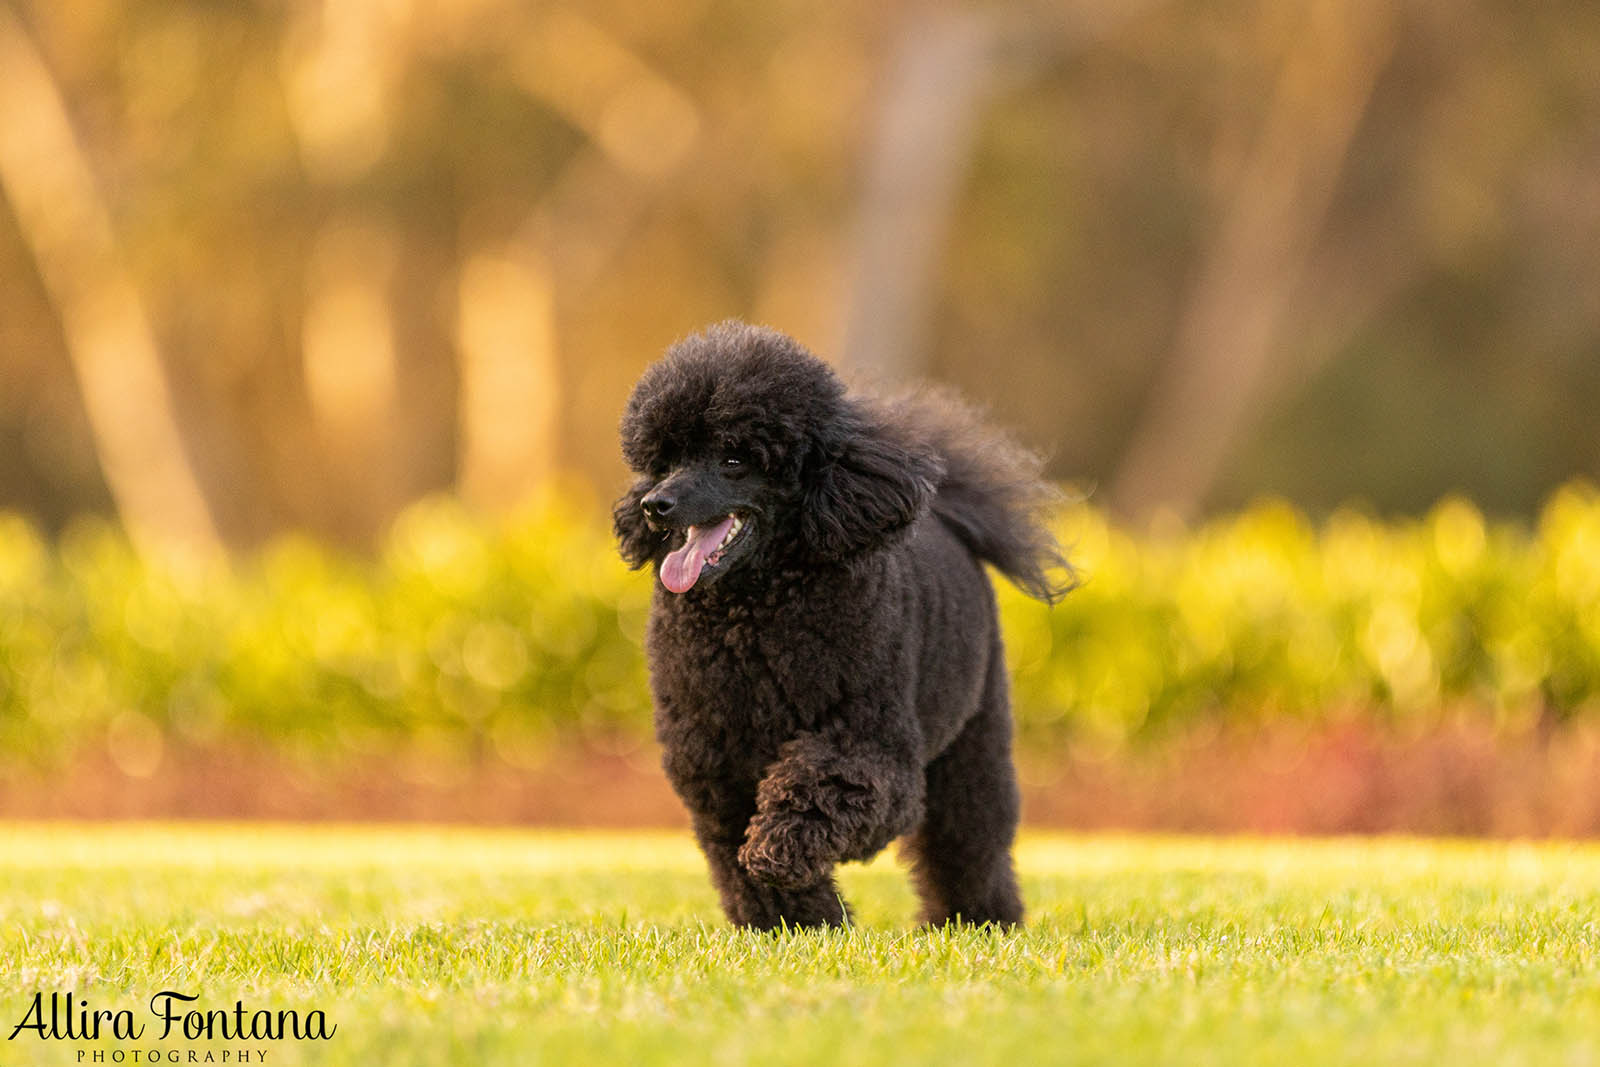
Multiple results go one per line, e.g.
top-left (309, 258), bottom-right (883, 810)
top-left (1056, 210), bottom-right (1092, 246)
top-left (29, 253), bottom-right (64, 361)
top-left (738, 817), bottom-right (833, 889)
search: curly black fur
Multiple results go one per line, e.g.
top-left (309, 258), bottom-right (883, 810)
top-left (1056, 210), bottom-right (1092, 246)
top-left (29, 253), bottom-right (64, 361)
top-left (614, 322), bottom-right (1072, 930)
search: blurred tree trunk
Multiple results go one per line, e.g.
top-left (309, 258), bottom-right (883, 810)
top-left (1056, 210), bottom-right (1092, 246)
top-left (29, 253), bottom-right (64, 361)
top-left (0, 7), bottom-right (220, 556)
top-left (283, 0), bottom-right (409, 544)
top-left (297, 219), bottom-right (406, 542)
top-left (456, 247), bottom-right (560, 509)
top-left (1108, 0), bottom-right (1400, 523)
top-left (838, 11), bottom-right (1002, 384)
top-left (838, 1), bottom-right (1168, 385)
top-left (458, 9), bottom-right (702, 508)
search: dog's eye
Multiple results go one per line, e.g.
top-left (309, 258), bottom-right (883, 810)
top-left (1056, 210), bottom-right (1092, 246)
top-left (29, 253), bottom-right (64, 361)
top-left (722, 456), bottom-right (744, 469)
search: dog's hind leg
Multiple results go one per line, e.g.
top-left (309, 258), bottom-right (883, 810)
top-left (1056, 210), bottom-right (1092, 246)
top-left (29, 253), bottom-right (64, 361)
top-left (902, 646), bottom-right (1024, 927)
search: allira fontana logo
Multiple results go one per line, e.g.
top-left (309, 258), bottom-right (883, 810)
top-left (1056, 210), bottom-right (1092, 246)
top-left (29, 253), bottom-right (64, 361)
top-left (9, 991), bottom-right (335, 1052)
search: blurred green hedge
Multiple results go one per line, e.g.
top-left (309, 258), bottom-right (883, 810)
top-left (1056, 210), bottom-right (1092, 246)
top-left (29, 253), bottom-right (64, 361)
top-left (1002, 483), bottom-right (1600, 741)
top-left (3, 484), bottom-right (1599, 772)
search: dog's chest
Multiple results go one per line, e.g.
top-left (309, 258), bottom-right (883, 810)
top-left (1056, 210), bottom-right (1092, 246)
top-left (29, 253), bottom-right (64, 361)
top-left (647, 594), bottom-right (852, 770)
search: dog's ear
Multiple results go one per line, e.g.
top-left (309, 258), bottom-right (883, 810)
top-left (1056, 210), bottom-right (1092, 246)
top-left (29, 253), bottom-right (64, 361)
top-left (613, 479), bottom-right (662, 568)
top-left (802, 414), bottom-right (944, 560)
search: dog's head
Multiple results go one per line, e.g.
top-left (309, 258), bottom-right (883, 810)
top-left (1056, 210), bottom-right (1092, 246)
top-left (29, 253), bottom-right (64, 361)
top-left (614, 322), bottom-right (944, 594)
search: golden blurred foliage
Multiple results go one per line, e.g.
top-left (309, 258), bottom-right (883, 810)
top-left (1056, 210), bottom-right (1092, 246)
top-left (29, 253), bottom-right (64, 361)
top-left (0, 0), bottom-right (1597, 550)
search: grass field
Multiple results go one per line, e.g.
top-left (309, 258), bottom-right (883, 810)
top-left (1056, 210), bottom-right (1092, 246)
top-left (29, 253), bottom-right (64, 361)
top-left (3, 826), bottom-right (1600, 1066)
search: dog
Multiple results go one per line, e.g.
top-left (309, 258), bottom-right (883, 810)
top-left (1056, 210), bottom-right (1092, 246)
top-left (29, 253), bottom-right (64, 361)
top-left (614, 321), bottom-right (1070, 929)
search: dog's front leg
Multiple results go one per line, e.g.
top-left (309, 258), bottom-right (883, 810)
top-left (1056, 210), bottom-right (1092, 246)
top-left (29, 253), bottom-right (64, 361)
top-left (672, 783), bottom-right (849, 930)
top-left (738, 729), bottom-right (924, 889)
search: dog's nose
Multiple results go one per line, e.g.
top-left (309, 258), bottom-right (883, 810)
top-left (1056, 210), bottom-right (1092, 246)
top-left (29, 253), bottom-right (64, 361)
top-left (640, 491), bottom-right (675, 521)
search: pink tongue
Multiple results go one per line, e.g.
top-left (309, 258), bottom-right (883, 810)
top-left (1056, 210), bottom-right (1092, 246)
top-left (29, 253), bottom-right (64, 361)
top-left (659, 516), bottom-right (736, 593)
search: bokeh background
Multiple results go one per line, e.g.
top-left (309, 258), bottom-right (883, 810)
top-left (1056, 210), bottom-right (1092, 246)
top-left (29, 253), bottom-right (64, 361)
top-left (2, 0), bottom-right (1599, 830)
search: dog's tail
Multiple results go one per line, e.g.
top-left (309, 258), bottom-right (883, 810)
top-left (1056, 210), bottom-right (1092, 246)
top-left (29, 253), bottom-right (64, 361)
top-left (876, 390), bottom-right (1076, 604)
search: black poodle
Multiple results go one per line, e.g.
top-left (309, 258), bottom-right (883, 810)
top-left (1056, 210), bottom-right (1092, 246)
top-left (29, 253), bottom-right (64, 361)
top-left (614, 322), bottom-right (1070, 930)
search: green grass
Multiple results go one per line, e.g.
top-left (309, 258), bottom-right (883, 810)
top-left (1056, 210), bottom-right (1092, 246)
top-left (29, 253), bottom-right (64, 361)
top-left (3, 827), bottom-right (1600, 1066)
